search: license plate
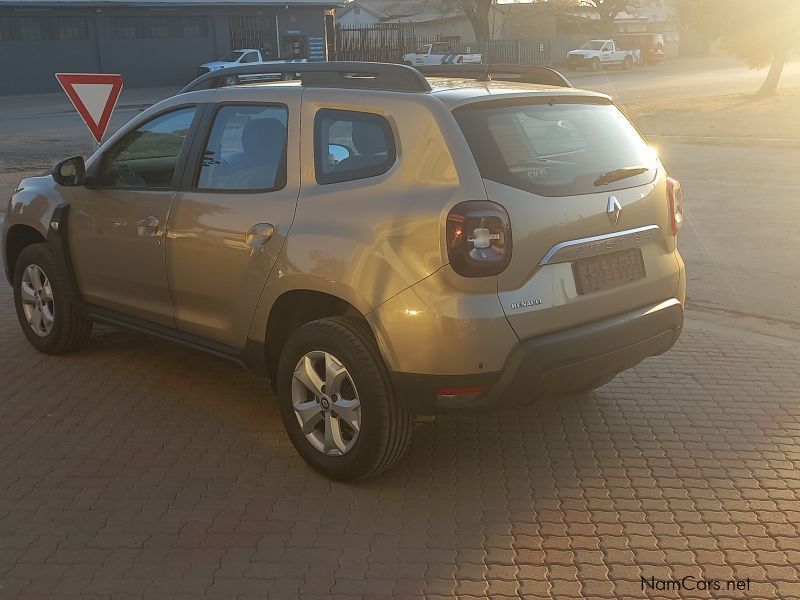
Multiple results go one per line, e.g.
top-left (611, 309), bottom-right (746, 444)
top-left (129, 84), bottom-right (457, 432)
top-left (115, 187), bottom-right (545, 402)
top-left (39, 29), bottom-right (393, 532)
top-left (573, 248), bottom-right (646, 294)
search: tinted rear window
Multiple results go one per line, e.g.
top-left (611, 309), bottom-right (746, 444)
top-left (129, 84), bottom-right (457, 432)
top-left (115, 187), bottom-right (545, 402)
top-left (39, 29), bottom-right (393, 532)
top-left (454, 100), bottom-right (657, 197)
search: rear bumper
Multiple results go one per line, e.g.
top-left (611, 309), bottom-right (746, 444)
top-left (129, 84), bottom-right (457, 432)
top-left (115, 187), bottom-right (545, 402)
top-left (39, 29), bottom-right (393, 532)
top-left (392, 298), bottom-right (683, 414)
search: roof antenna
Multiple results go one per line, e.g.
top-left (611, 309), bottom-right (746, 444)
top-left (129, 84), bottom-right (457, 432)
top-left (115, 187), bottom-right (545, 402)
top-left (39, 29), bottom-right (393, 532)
top-left (477, 0), bottom-right (514, 82)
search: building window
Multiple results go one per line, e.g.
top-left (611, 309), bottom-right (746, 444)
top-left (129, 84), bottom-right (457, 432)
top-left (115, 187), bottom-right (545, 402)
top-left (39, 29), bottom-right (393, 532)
top-left (17, 17), bottom-right (43, 41)
top-left (0, 16), bottom-right (89, 41)
top-left (56, 17), bottom-right (89, 40)
top-left (111, 16), bottom-right (207, 40)
top-left (112, 19), bottom-right (136, 39)
top-left (181, 17), bottom-right (207, 38)
top-left (149, 20), bottom-right (171, 39)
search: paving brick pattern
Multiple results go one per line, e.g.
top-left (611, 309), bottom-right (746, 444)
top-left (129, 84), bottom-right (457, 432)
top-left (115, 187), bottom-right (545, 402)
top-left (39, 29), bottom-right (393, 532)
top-left (1, 275), bottom-right (800, 599)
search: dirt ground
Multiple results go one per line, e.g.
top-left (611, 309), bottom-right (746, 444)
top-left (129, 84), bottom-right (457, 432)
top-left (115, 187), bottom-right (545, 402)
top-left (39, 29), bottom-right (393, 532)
top-left (622, 86), bottom-right (800, 142)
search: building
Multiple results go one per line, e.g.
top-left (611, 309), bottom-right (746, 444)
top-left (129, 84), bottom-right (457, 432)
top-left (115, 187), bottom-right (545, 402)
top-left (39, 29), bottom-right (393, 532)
top-left (0, 0), bottom-right (338, 95)
top-left (336, 0), bottom-right (507, 41)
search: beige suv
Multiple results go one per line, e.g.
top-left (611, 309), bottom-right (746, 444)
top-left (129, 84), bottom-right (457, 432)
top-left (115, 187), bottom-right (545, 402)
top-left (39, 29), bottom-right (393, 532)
top-left (2, 63), bottom-right (685, 481)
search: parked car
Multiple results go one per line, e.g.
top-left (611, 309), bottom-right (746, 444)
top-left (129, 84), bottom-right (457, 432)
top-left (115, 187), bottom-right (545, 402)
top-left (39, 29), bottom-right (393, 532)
top-left (3, 62), bottom-right (685, 482)
top-left (402, 42), bottom-right (482, 66)
top-left (613, 33), bottom-right (666, 65)
top-left (197, 49), bottom-right (307, 84)
top-left (566, 40), bottom-right (636, 71)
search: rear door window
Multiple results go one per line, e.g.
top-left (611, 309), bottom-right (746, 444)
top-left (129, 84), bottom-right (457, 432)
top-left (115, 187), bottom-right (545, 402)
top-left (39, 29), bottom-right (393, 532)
top-left (196, 104), bottom-right (288, 191)
top-left (454, 100), bottom-right (657, 197)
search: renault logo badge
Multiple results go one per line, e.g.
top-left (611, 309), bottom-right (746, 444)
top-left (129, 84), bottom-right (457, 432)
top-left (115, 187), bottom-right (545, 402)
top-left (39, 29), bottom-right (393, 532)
top-left (607, 196), bottom-right (622, 225)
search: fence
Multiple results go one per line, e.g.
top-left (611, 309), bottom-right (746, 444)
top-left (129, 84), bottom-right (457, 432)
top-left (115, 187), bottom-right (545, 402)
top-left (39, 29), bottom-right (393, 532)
top-left (335, 23), bottom-right (417, 63)
top-left (334, 24), bottom-right (590, 67)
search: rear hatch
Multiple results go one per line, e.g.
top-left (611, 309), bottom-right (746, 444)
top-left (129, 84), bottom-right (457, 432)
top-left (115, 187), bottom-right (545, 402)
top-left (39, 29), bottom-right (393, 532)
top-left (453, 96), bottom-right (680, 340)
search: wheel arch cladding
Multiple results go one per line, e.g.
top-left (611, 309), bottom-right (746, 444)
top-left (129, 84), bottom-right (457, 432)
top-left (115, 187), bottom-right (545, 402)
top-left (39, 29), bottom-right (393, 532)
top-left (264, 289), bottom-right (373, 388)
top-left (4, 225), bottom-right (46, 284)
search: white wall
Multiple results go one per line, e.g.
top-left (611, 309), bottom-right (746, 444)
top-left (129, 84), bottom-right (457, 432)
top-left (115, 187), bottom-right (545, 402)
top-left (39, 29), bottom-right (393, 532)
top-left (336, 6), bottom-right (381, 26)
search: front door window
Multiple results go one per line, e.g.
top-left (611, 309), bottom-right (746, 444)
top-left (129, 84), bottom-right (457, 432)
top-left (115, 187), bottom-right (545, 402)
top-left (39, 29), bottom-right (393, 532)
top-left (96, 107), bottom-right (198, 188)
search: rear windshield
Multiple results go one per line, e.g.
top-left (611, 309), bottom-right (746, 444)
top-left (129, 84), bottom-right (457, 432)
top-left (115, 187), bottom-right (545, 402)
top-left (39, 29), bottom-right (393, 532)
top-left (454, 100), bottom-right (657, 197)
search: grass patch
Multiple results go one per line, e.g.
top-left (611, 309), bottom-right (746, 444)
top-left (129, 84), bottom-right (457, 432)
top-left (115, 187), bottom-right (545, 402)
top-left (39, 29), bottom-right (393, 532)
top-left (621, 87), bottom-right (800, 140)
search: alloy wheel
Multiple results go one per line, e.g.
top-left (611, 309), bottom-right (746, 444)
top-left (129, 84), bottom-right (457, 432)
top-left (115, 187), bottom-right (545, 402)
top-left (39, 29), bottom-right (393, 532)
top-left (291, 350), bottom-right (361, 456)
top-left (20, 264), bottom-right (54, 337)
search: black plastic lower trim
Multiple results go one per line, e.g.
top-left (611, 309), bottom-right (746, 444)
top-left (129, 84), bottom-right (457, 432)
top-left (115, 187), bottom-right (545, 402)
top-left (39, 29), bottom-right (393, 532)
top-left (392, 298), bottom-right (684, 414)
top-left (84, 304), bottom-right (269, 377)
top-left (47, 203), bottom-right (83, 304)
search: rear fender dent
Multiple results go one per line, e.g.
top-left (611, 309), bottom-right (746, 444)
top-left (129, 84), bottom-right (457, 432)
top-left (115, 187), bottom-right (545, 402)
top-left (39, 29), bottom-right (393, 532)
top-left (367, 266), bottom-right (517, 375)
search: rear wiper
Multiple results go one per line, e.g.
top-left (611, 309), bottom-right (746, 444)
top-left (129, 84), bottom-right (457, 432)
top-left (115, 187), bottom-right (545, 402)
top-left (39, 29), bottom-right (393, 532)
top-left (593, 166), bottom-right (650, 186)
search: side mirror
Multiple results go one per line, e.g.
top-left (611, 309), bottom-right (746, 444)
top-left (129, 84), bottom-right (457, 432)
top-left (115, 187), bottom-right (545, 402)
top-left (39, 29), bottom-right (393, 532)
top-left (328, 143), bottom-right (351, 166)
top-left (52, 156), bottom-right (86, 187)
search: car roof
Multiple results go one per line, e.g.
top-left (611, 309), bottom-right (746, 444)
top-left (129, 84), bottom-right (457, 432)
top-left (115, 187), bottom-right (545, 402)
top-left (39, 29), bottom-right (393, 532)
top-left (223, 78), bottom-right (609, 109)
top-left (426, 78), bottom-right (609, 109)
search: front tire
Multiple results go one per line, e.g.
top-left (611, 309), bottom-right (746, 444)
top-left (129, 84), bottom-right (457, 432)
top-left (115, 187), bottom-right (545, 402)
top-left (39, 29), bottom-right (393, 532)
top-left (277, 317), bottom-right (414, 482)
top-left (13, 243), bottom-right (92, 354)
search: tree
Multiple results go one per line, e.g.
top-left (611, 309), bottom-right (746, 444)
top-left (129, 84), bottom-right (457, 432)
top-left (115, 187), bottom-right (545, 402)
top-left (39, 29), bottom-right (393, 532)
top-left (447, 0), bottom-right (641, 44)
top-left (578, 0), bottom-right (642, 36)
top-left (677, 0), bottom-right (800, 96)
top-left (453, 0), bottom-right (494, 42)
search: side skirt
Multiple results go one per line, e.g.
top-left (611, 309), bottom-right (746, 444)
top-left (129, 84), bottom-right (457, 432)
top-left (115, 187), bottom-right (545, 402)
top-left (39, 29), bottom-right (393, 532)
top-left (84, 304), bottom-right (270, 378)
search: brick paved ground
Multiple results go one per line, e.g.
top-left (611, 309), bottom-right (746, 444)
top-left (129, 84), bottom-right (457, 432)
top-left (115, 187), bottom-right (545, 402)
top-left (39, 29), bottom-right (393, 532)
top-left (1, 275), bottom-right (800, 600)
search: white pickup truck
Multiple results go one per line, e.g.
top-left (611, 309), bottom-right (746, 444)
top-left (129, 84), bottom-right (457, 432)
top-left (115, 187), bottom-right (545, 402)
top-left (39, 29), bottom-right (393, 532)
top-left (402, 42), bottom-right (482, 66)
top-left (566, 40), bottom-right (638, 72)
top-left (197, 49), bottom-right (307, 83)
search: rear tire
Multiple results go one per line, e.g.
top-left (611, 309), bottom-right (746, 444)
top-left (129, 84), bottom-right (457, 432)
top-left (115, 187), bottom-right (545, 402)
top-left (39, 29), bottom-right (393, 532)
top-left (623, 56), bottom-right (633, 70)
top-left (277, 317), bottom-right (414, 482)
top-left (13, 243), bottom-right (92, 355)
top-left (590, 58), bottom-right (601, 72)
top-left (222, 74), bottom-right (238, 86)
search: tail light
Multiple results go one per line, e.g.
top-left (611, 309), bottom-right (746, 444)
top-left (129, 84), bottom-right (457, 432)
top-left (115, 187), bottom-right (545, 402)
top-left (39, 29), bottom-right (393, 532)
top-left (446, 200), bottom-right (512, 277)
top-left (666, 177), bottom-right (684, 236)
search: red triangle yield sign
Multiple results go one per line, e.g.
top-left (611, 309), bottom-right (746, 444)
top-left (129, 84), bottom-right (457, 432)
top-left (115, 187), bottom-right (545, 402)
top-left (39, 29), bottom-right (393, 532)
top-left (55, 73), bottom-right (124, 144)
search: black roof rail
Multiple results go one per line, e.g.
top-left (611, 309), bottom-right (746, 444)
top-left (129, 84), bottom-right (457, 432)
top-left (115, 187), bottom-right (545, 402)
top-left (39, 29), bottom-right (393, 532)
top-left (414, 64), bottom-right (573, 88)
top-left (180, 61), bottom-right (432, 94)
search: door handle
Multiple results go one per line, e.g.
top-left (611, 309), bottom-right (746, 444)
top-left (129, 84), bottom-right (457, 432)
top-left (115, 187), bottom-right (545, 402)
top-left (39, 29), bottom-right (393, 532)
top-left (137, 215), bottom-right (160, 237)
top-left (246, 223), bottom-right (275, 249)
